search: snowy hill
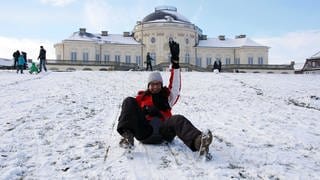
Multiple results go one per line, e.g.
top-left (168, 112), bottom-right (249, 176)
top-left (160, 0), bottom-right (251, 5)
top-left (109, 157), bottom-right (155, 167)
top-left (0, 71), bottom-right (319, 179)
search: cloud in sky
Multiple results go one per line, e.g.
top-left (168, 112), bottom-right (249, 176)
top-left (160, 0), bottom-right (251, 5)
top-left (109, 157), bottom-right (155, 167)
top-left (40, 0), bottom-right (76, 6)
top-left (83, 0), bottom-right (144, 33)
top-left (254, 30), bottom-right (320, 64)
top-left (190, 0), bottom-right (204, 23)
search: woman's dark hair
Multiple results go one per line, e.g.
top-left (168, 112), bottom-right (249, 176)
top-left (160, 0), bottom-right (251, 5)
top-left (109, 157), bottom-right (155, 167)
top-left (142, 87), bottom-right (171, 110)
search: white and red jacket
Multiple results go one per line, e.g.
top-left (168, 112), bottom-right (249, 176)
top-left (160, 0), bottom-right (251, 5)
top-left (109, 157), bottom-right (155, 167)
top-left (135, 68), bottom-right (181, 121)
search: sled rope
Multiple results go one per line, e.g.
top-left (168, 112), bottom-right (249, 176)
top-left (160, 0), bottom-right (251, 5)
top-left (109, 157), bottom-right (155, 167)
top-left (104, 103), bottom-right (121, 161)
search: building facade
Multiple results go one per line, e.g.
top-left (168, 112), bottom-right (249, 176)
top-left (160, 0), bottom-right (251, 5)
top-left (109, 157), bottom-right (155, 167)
top-left (53, 6), bottom-right (273, 72)
top-left (300, 51), bottom-right (320, 74)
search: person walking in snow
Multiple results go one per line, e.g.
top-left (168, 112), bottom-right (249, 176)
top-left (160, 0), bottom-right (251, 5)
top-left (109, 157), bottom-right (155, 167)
top-left (12, 50), bottom-right (20, 69)
top-left (21, 51), bottom-right (28, 69)
top-left (17, 54), bottom-right (25, 74)
top-left (146, 52), bottom-right (153, 71)
top-left (117, 40), bottom-right (213, 158)
top-left (38, 46), bottom-right (47, 72)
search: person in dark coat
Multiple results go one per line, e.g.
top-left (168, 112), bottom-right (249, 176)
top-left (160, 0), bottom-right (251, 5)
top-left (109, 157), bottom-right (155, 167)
top-left (146, 52), bottom-right (153, 71)
top-left (212, 60), bottom-right (222, 72)
top-left (218, 60), bottom-right (222, 72)
top-left (12, 50), bottom-right (20, 69)
top-left (117, 40), bottom-right (213, 158)
top-left (38, 46), bottom-right (47, 72)
top-left (213, 61), bottom-right (219, 72)
top-left (21, 51), bottom-right (28, 69)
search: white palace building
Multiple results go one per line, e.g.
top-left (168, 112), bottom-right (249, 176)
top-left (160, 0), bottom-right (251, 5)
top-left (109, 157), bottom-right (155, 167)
top-left (52, 6), bottom-right (294, 73)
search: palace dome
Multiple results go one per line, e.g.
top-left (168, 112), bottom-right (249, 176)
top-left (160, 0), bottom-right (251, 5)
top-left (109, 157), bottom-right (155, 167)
top-left (142, 6), bottom-right (191, 24)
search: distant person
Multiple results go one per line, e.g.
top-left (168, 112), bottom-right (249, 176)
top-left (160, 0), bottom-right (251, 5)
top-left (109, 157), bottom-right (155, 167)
top-left (29, 62), bottom-right (39, 74)
top-left (17, 54), bottom-right (25, 74)
top-left (212, 61), bottom-right (219, 72)
top-left (212, 60), bottom-right (222, 73)
top-left (12, 50), bottom-right (20, 69)
top-left (146, 52), bottom-right (153, 71)
top-left (21, 51), bottom-right (28, 69)
top-left (218, 60), bottom-right (222, 72)
top-left (38, 46), bottom-right (47, 72)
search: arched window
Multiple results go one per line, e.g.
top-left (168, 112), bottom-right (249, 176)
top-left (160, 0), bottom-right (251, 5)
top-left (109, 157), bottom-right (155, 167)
top-left (150, 53), bottom-right (156, 65)
top-left (185, 53), bottom-right (190, 64)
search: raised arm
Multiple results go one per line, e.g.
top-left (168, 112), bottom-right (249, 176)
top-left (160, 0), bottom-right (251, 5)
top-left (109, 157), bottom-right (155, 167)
top-left (168, 40), bottom-right (181, 107)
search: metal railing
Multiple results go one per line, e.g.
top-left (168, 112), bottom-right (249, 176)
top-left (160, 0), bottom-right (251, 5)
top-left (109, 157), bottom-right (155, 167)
top-left (46, 59), bottom-right (295, 72)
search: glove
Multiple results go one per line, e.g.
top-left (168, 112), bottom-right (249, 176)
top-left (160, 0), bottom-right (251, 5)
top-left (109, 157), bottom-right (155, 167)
top-left (169, 40), bottom-right (180, 69)
top-left (143, 106), bottom-right (163, 118)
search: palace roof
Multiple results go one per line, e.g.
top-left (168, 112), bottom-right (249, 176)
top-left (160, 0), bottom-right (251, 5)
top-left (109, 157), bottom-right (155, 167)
top-left (198, 37), bottom-right (267, 48)
top-left (65, 32), bottom-right (140, 45)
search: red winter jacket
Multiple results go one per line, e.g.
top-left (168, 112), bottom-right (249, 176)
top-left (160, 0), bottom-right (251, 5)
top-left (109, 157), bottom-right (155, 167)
top-left (135, 68), bottom-right (181, 121)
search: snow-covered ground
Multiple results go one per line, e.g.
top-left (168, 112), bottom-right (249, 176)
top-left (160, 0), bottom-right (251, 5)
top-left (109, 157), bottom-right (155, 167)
top-left (0, 70), bottom-right (319, 179)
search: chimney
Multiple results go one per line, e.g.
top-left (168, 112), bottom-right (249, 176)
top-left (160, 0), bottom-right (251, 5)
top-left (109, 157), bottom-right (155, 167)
top-left (235, 34), bottom-right (246, 39)
top-left (101, 31), bottom-right (108, 36)
top-left (202, 35), bottom-right (207, 40)
top-left (218, 35), bottom-right (225, 40)
top-left (123, 32), bottom-right (130, 37)
top-left (79, 28), bottom-right (86, 33)
top-left (199, 35), bottom-right (207, 40)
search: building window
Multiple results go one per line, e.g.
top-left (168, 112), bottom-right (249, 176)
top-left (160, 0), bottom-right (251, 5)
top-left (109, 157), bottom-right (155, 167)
top-left (248, 57), bottom-right (254, 64)
top-left (83, 52), bottom-right (89, 62)
top-left (95, 54), bottom-right (100, 62)
top-left (206, 57), bottom-right (212, 66)
top-left (104, 55), bottom-right (110, 63)
top-left (234, 58), bottom-right (240, 64)
top-left (151, 37), bottom-right (156, 43)
top-left (225, 58), bottom-right (231, 65)
top-left (185, 53), bottom-right (190, 64)
top-left (125, 55), bottom-right (131, 63)
top-left (185, 38), bottom-right (189, 44)
top-left (115, 55), bottom-right (120, 62)
top-left (167, 53), bottom-right (171, 62)
top-left (196, 57), bottom-right (202, 67)
top-left (136, 56), bottom-right (142, 65)
top-left (71, 52), bottom-right (77, 61)
top-left (258, 57), bottom-right (263, 64)
top-left (150, 53), bottom-right (156, 65)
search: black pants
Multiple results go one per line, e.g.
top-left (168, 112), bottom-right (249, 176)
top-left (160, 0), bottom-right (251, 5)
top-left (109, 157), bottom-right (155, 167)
top-left (117, 97), bottom-right (201, 151)
top-left (146, 63), bottom-right (152, 71)
top-left (39, 59), bottom-right (47, 72)
top-left (16, 65), bottom-right (23, 74)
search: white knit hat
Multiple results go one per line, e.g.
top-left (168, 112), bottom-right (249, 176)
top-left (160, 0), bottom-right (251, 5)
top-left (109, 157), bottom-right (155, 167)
top-left (147, 72), bottom-right (163, 84)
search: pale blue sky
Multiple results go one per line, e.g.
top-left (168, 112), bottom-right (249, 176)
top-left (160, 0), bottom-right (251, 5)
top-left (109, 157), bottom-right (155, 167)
top-left (0, 0), bottom-right (319, 64)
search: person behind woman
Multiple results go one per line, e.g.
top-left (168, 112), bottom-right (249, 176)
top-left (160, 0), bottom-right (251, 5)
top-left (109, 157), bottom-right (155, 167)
top-left (146, 52), bottom-right (153, 71)
top-left (117, 40), bottom-right (213, 158)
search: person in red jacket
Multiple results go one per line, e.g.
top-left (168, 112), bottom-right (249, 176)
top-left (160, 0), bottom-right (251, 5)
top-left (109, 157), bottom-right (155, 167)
top-left (117, 40), bottom-right (213, 158)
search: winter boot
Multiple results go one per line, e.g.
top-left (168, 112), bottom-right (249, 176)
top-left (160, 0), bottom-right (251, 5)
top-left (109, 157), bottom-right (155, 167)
top-left (119, 130), bottom-right (134, 149)
top-left (194, 130), bottom-right (213, 159)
